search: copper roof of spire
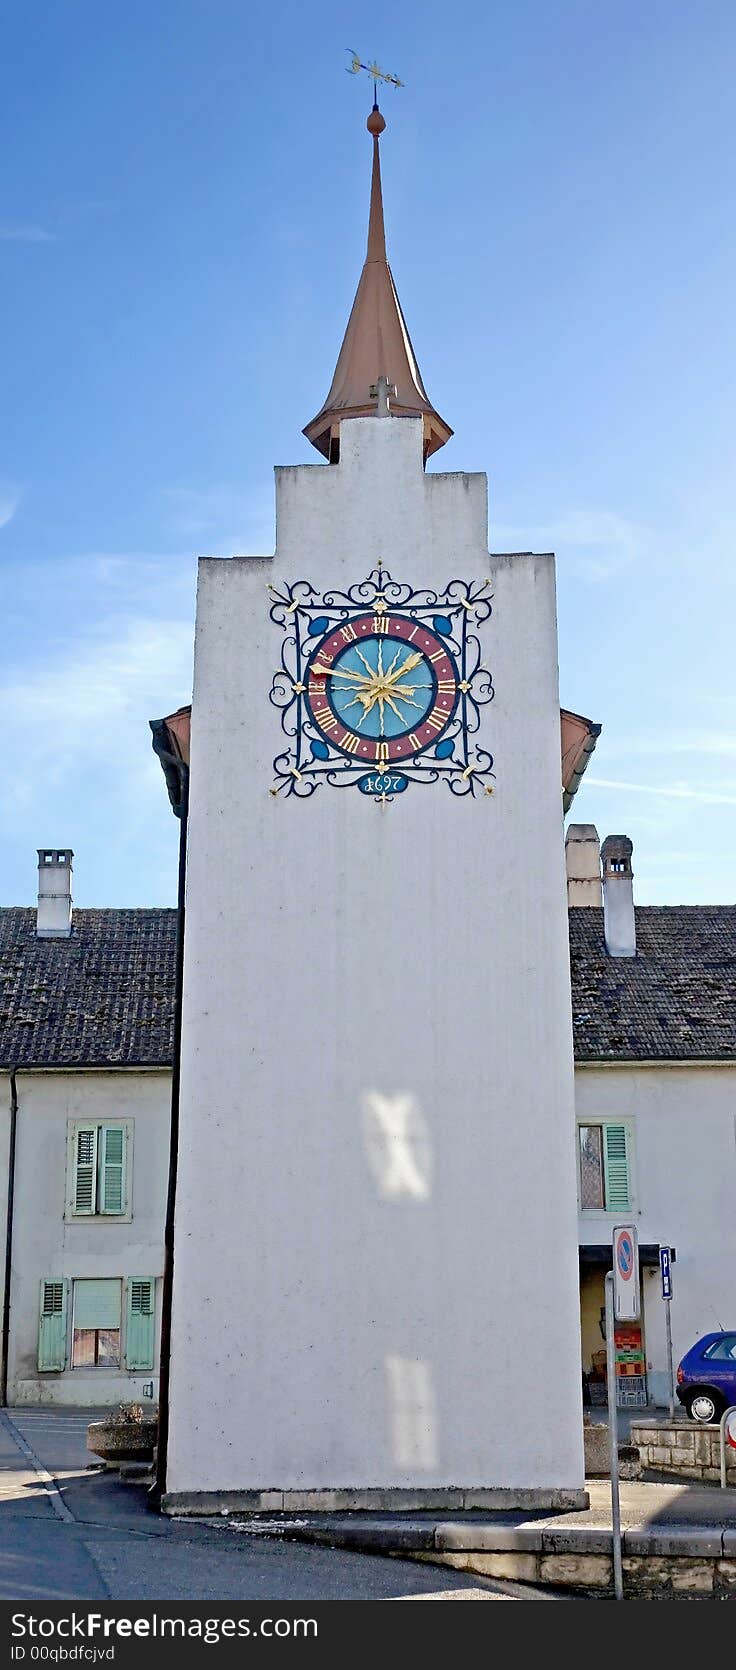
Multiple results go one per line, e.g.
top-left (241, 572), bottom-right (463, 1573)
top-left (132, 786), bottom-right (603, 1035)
top-left (303, 104), bottom-right (452, 463)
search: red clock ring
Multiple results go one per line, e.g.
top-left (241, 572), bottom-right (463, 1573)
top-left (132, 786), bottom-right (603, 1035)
top-left (304, 612), bottom-right (460, 765)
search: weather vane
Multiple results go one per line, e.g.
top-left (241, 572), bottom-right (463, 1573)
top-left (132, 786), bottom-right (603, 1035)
top-left (346, 51), bottom-right (404, 101)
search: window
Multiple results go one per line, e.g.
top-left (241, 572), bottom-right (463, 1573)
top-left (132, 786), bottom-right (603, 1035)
top-left (38, 1276), bottom-right (156, 1374)
top-left (69, 1123), bottom-right (129, 1217)
top-left (704, 1335), bottom-right (736, 1361)
top-left (578, 1123), bottom-right (631, 1211)
top-left (72, 1278), bottom-right (121, 1367)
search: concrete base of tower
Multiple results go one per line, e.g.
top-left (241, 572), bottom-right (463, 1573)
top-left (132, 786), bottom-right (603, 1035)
top-left (161, 1485), bottom-right (590, 1517)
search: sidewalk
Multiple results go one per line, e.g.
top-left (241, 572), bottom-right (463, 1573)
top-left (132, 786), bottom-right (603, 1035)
top-left (228, 1477), bottom-right (736, 1596)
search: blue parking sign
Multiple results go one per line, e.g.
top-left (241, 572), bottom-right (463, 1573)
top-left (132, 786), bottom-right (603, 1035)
top-left (659, 1246), bottom-right (673, 1300)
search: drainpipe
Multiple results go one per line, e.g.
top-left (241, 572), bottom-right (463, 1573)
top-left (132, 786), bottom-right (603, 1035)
top-left (1, 1069), bottom-right (19, 1406)
top-left (152, 759), bottom-right (189, 1506)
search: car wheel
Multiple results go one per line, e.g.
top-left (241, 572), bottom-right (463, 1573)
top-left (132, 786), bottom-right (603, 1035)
top-left (685, 1389), bottom-right (724, 1424)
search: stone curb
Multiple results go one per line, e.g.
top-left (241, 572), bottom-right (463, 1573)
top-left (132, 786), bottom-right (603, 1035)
top-left (435, 1523), bottom-right (544, 1553)
top-left (272, 1518), bottom-right (736, 1596)
top-left (623, 1528), bottom-right (724, 1557)
top-left (162, 1486), bottom-right (589, 1516)
top-left (267, 1516), bottom-right (736, 1563)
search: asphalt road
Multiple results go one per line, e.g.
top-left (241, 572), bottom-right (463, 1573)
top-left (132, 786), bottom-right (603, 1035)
top-left (0, 1409), bottom-right (563, 1602)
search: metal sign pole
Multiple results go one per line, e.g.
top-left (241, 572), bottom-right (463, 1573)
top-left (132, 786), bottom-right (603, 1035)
top-left (720, 1406), bottom-right (736, 1490)
top-left (659, 1247), bottom-right (675, 1420)
top-left (605, 1269), bottom-right (624, 1601)
top-left (664, 1297), bottom-right (675, 1421)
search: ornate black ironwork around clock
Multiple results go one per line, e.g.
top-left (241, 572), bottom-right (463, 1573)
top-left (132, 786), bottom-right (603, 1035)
top-left (269, 564), bottom-right (494, 803)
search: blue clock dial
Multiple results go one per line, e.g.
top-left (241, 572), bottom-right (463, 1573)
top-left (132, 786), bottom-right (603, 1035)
top-left (327, 635), bottom-right (436, 740)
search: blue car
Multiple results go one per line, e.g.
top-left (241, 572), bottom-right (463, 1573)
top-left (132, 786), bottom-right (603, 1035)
top-left (676, 1333), bottom-right (736, 1422)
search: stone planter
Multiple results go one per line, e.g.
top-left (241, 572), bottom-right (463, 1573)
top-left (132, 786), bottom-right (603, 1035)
top-left (87, 1419), bottom-right (157, 1464)
top-left (583, 1421), bottom-right (641, 1479)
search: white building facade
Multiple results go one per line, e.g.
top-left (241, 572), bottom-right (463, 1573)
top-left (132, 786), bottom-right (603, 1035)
top-left (164, 105), bottom-right (586, 1511)
top-left (567, 826), bottom-right (736, 1411)
top-left (0, 853), bottom-right (173, 1407)
top-left (576, 1062), bottom-right (736, 1409)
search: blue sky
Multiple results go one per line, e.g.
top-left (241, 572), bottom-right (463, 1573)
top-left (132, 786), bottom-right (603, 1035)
top-left (2, 1), bottom-right (734, 906)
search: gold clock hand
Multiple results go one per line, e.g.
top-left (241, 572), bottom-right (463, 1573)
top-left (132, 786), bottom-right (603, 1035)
top-left (383, 650), bottom-right (424, 688)
top-left (312, 665), bottom-right (372, 684)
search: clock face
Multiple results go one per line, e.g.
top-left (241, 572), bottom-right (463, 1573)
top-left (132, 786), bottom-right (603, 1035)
top-left (304, 612), bottom-right (460, 766)
top-left (269, 564), bottom-right (494, 803)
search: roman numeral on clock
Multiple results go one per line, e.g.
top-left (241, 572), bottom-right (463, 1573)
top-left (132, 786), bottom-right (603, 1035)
top-left (375, 742), bottom-right (390, 764)
top-left (408, 732), bottom-right (422, 752)
top-left (437, 679), bottom-right (455, 693)
top-left (340, 732), bottom-right (361, 753)
top-left (428, 650), bottom-right (446, 664)
top-left (314, 707), bottom-right (337, 732)
top-left (340, 624), bottom-right (357, 643)
top-left (373, 615), bottom-right (390, 634)
top-left (426, 709), bottom-right (446, 732)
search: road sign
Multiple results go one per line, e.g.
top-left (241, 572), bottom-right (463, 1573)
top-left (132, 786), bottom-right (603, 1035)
top-left (659, 1246), bottom-right (673, 1300)
top-left (720, 1407), bottom-right (736, 1489)
top-left (612, 1224), bottom-right (640, 1321)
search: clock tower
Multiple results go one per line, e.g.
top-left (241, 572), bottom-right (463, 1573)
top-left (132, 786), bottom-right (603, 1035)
top-left (164, 103), bottom-right (586, 1512)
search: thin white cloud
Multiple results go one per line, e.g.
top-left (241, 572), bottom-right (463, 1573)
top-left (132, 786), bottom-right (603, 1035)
top-left (494, 508), bottom-right (646, 582)
top-left (0, 483), bottom-right (22, 530)
top-left (0, 224), bottom-right (54, 243)
top-left (603, 732), bottom-right (736, 762)
top-left (586, 775), bottom-right (736, 807)
top-left (0, 614), bottom-right (193, 832)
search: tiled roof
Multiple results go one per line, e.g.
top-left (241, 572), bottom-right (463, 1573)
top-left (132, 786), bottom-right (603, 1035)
top-left (570, 906), bottom-right (736, 1062)
top-left (0, 909), bottom-right (177, 1069)
top-left (1, 904), bottom-right (734, 1070)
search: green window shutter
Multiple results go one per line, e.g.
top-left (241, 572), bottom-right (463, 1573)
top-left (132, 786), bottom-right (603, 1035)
top-left (74, 1278), bottom-right (121, 1330)
top-left (125, 1278), bottom-right (155, 1371)
top-left (38, 1279), bottom-right (68, 1371)
top-left (603, 1124), bottom-right (631, 1211)
top-left (74, 1126), bottom-right (98, 1214)
top-left (100, 1126), bottom-right (126, 1215)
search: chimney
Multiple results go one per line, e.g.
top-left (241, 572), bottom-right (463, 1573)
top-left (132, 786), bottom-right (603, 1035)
top-left (601, 835), bottom-right (635, 958)
top-left (37, 849), bottom-right (73, 938)
top-left (565, 824), bottom-right (602, 907)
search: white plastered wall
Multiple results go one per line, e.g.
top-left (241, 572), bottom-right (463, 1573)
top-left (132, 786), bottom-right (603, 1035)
top-left (576, 1063), bottom-right (736, 1404)
top-left (0, 1070), bottom-right (167, 1405)
top-left (168, 416), bottom-right (584, 1493)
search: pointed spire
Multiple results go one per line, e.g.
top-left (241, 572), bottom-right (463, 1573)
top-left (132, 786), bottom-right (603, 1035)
top-left (366, 105), bottom-right (387, 262)
top-left (303, 104), bottom-right (452, 464)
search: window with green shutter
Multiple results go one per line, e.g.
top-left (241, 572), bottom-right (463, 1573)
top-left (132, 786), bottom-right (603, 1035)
top-left (74, 1127), bottom-right (98, 1214)
top-left (125, 1278), bottom-right (155, 1371)
top-left (70, 1122), bottom-right (129, 1217)
top-left (100, 1126), bottom-right (125, 1215)
top-left (38, 1279), bottom-right (68, 1371)
top-left (602, 1123), bottom-right (631, 1211)
top-left (578, 1122), bottom-right (632, 1211)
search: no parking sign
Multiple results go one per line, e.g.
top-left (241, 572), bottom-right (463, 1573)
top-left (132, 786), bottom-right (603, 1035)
top-left (613, 1224), bottom-right (640, 1321)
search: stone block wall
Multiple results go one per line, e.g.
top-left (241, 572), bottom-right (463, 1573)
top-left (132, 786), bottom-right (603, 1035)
top-left (631, 1420), bottom-right (736, 1483)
